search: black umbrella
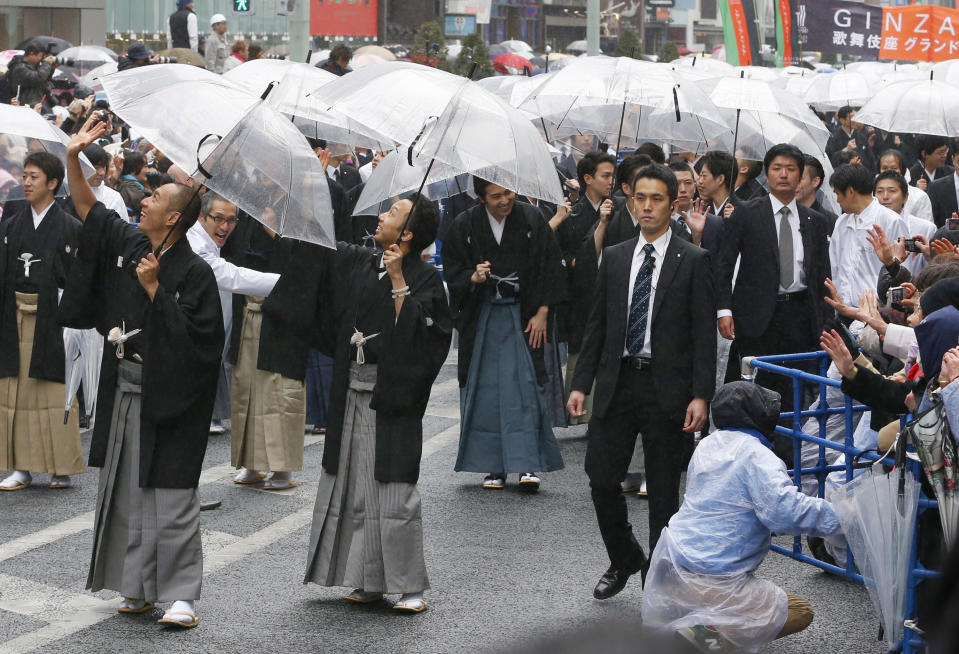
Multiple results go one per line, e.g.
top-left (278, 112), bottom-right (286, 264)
top-left (16, 36), bottom-right (73, 55)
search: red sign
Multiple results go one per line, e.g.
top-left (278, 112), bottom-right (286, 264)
top-left (311, 0), bottom-right (378, 37)
top-left (879, 5), bottom-right (959, 62)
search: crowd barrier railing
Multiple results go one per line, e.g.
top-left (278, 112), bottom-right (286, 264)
top-left (744, 350), bottom-right (937, 654)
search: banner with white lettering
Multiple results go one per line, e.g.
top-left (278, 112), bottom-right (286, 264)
top-left (798, 0), bottom-right (882, 59)
top-left (879, 5), bottom-right (959, 62)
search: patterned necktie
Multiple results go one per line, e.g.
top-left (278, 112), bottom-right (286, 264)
top-left (778, 206), bottom-right (794, 289)
top-left (626, 243), bottom-right (656, 356)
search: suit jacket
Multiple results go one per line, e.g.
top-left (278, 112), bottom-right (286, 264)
top-left (909, 163), bottom-right (954, 189)
top-left (734, 178), bottom-right (766, 203)
top-left (929, 174), bottom-right (959, 228)
top-left (332, 163), bottom-right (362, 193)
top-left (716, 196), bottom-right (831, 343)
top-left (571, 233), bottom-right (716, 419)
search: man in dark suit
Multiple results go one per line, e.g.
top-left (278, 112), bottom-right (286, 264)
top-left (716, 144), bottom-right (831, 457)
top-left (825, 105), bottom-right (877, 172)
top-left (670, 160), bottom-right (723, 258)
top-left (733, 157), bottom-right (766, 202)
top-left (568, 164), bottom-right (716, 600)
top-left (909, 135), bottom-right (953, 190)
top-left (796, 154), bottom-right (838, 234)
top-left (928, 141), bottom-right (959, 228)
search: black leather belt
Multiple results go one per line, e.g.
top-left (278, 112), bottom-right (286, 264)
top-left (622, 356), bottom-right (653, 370)
top-left (777, 290), bottom-right (808, 302)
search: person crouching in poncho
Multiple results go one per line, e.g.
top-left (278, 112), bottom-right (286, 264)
top-left (641, 382), bottom-right (841, 653)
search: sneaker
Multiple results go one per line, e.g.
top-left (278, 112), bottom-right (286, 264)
top-left (676, 625), bottom-right (734, 652)
top-left (209, 421), bottom-right (226, 435)
top-left (482, 474), bottom-right (505, 489)
top-left (519, 473), bottom-right (540, 492)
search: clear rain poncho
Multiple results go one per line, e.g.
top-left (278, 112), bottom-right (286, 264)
top-left (642, 382), bottom-right (840, 653)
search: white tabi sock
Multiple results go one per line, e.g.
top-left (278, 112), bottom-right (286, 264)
top-left (0, 470), bottom-right (31, 488)
top-left (167, 600), bottom-right (195, 619)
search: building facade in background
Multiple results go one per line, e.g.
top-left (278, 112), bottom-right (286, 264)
top-left (0, 0), bottom-right (107, 51)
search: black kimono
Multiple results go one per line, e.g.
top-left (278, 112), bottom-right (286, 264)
top-left (0, 202), bottom-right (81, 382)
top-left (556, 195), bottom-right (602, 352)
top-left (442, 202), bottom-right (567, 387)
top-left (265, 242), bottom-right (452, 483)
top-left (57, 202), bottom-right (223, 488)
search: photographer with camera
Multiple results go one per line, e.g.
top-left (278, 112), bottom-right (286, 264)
top-left (117, 42), bottom-right (156, 72)
top-left (5, 42), bottom-right (56, 108)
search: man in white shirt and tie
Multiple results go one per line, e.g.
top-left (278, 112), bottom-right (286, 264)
top-left (829, 163), bottom-right (909, 307)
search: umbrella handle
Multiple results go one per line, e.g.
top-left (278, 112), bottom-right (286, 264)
top-left (407, 116), bottom-right (438, 167)
top-left (195, 133), bottom-right (220, 180)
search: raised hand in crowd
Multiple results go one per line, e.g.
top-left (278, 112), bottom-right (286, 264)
top-left (939, 347), bottom-right (959, 388)
top-left (599, 198), bottom-right (613, 221)
top-left (820, 329), bottom-right (857, 379)
top-left (549, 198), bottom-right (572, 230)
top-left (723, 202), bottom-right (734, 219)
top-left (684, 197), bottom-right (707, 244)
top-left (930, 237), bottom-right (958, 257)
top-left (865, 224), bottom-right (896, 265)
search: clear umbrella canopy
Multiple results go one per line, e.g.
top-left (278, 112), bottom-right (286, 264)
top-left (80, 61), bottom-right (117, 89)
top-left (352, 150), bottom-right (470, 216)
top-left (224, 58), bottom-right (393, 150)
top-left (674, 55), bottom-right (736, 77)
top-left (931, 59), bottom-right (959, 86)
top-left (312, 61), bottom-right (563, 204)
top-left (520, 55), bottom-right (732, 154)
top-left (803, 71), bottom-right (875, 110)
top-left (100, 64), bottom-right (335, 247)
top-left (0, 103), bottom-right (94, 201)
top-left (855, 77), bottom-right (959, 137)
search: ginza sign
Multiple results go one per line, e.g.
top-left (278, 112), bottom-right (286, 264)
top-left (878, 5), bottom-right (959, 61)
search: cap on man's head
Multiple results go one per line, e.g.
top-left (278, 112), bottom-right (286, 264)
top-left (177, 0), bottom-right (194, 7)
top-left (127, 42), bottom-right (152, 60)
top-left (210, 13), bottom-right (227, 27)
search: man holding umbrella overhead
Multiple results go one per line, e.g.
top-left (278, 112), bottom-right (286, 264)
top-left (59, 117), bottom-right (223, 629)
top-left (0, 152), bottom-right (83, 491)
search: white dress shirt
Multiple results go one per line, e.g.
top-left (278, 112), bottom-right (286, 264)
top-left (93, 183), bottom-right (129, 221)
top-left (769, 194), bottom-right (806, 293)
top-left (624, 228), bottom-right (671, 357)
top-left (186, 222), bottom-right (280, 333)
top-left (829, 198), bottom-right (909, 307)
top-left (904, 184), bottom-right (934, 223)
top-left (31, 200), bottom-right (54, 229)
top-left (487, 210), bottom-right (506, 244)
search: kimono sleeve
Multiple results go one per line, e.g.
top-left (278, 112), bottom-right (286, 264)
top-left (141, 259), bottom-right (224, 424)
top-left (438, 212), bottom-right (477, 319)
top-left (58, 201), bottom-right (147, 330)
top-left (372, 266), bottom-right (452, 416)
top-left (534, 217), bottom-right (569, 308)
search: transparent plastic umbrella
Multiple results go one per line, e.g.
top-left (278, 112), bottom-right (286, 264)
top-left (224, 59), bottom-right (394, 150)
top-left (855, 76), bottom-right (959, 137)
top-left (0, 104), bottom-right (94, 200)
top-left (62, 328), bottom-right (102, 425)
top-left (80, 61), bottom-right (117, 89)
top-left (831, 465), bottom-right (920, 648)
top-left (312, 61), bottom-right (563, 204)
top-left (906, 406), bottom-right (959, 549)
top-left (351, 150), bottom-right (470, 216)
top-left (519, 55), bottom-right (732, 154)
top-left (100, 64), bottom-right (335, 247)
top-left (931, 59), bottom-right (959, 87)
top-left (802, 71), bottom-right (875, 111)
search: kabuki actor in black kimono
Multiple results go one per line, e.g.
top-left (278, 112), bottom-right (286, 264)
top-left (443, 178), bottom-right (567, 492)
top-left (58, 118), bottom-right (223, 629)
top-left (0, 152), bottom-right (84, 491)
top-left (266, 195), bottom-right (451, 613)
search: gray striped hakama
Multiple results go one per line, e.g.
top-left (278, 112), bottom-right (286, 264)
top-left (304, 362), bottom-right (429, 594)
top-left (87, 360), bottom-right (202, 602)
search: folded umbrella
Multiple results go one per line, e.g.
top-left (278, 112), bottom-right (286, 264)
top-left (99, 64), bottom-right (335, 247)
top-left (831, 464), bottom-right (920, 649)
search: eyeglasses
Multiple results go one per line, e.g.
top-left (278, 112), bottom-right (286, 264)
top-left (206, 213), bottom-right (238, 226)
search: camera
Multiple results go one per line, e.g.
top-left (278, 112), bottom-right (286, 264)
top-left (904, 238), bottom-right (919, 253)
top-left (889, 286), bottom-right (905, 306)
top-left (153, 55), bottom-right (178, 64)
top-left (52, 56), bottom-right (76, 66)
top-left (949, 217), bottom-right (959, 231)
top-left (265, 53), bottom-right (287, 60)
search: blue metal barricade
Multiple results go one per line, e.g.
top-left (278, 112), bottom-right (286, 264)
top-left (745, 351), bottom-right (938, 654)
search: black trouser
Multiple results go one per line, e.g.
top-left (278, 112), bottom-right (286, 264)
top-left (584, 363), bottom-right (690, 571)
top-left (735, 293), bottom-right (817, 463)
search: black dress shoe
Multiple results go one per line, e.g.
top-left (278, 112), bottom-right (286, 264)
top-left (593, 566), bottom-right (635, 600)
